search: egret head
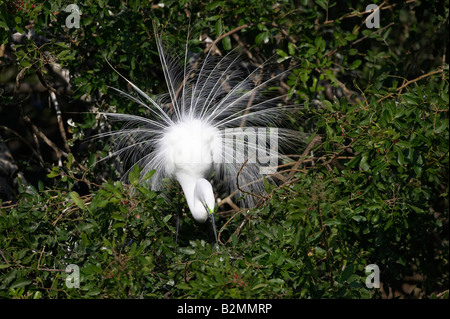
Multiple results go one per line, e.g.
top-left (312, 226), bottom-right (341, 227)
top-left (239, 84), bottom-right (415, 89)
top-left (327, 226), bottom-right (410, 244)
top-left (191, 178), bottom-right (216, 223)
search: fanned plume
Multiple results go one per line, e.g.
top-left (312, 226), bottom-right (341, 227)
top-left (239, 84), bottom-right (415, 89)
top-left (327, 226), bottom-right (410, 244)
top-left (97, 29), bottom-right (303, 210)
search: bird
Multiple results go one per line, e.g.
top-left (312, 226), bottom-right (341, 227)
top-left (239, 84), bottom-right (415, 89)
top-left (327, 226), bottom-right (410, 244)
top-left (96, 28), bottom-right (301, 245)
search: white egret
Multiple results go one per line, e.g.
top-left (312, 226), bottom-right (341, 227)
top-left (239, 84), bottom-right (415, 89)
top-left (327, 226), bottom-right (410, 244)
top-left (97, 30), bottom-right (301, 244)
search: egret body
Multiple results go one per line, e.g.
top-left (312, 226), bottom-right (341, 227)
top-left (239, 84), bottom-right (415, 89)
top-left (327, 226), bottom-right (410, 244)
top-left (98, 30), bottom-right (300, 244)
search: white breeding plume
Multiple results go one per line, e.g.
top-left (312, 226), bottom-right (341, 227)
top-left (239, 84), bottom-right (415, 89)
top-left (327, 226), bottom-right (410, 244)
top-left (97, 30), bottom-right (301, 244)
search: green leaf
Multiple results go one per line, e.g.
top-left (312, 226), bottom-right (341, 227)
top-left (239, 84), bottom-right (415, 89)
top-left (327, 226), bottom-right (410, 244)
top-left (222, 36), bottom-right (231, 51)
top-left (66, 153), bottom-right (74, 169)
top-left (402, 93), bottom-right (419, 105)
top-left (360, 154), bottom-right (370, 171)
top-left (0, 20), bottom-right (9, 30)
top-left (315, 0), bottom-right (328, 10)
top-left (178, 247), bottom-right (195, 255)
top-left (255, 32), bottom-right (270, 46)
top-left (128, 164), bottom-right (141, 185)
top-left (314, 36), bottom-right (325, 52)
top-left (38, 180), bottom-right (44, 192)
top-left (111, 213), bottom-right (125, 221)
top-left (348, 48), bottom-right (358, 55)
top-left (205, 1), bottom-right (225, 11)
top-left (352, 215), bottom-right (367, 222)
top-left (372, 161), bottom-right (388, 175)
top-left (70, 191), bottom-right (86, 210)
top-left (396, 141), bottom-right (411, 148)
top-left (396, 147), bottom-right (404, 165)
top-left (10, 278), bottom-right (32, 289)
top-left (384, 219), bottom-right (394, 231)
top-left (323, 100), bottom-right (333, 111)
top-left (323, 219), bottom-right (341, 226)
top-left (435, 120), bottom-right (448, 133)
top-left (349, 59), bottom-right (362, 70)
top-left (339, 264), bottom-right (354, 283)
top-left (215, 19), bottom-right (223, 36)
top-left (346, 154), bottom-right (361, 168)
top-left (57, 50), bottom-right (72, 60)
top-left (288, 42), bottom-right (296, 56)
top-left (47, 166), bottom-right (60, 178)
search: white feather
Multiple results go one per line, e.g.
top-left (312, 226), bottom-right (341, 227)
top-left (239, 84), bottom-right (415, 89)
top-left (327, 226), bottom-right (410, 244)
top-left (97, 30), bottom-right (303, 223)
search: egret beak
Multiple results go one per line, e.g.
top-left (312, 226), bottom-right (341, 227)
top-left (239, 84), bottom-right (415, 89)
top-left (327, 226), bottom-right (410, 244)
top-left (204, 204), bottom-right (219, 247)
top-left (210, 213), bottom-right (218, 246)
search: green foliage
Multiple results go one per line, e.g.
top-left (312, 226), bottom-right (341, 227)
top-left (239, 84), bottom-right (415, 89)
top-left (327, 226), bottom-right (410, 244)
top-left (0, 0), bottom-right (448, 299)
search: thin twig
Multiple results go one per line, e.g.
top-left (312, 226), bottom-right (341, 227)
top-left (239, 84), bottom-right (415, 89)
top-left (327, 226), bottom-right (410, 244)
top-left (232, 212), bottom-right (253, 239)
top-left (322, 0), bottom-right (417, 25)
top-left (321, 129), bottom-right (366, 167)
top-left (239, 67), bottom-right (263, 127)
top-left (35, 68), bottom-right (56, 93)
top-left (217, 208), bottom-right (246, 244)
top-left (236, 159), bottom-right (269, 202)
top-left (22, 113), bottom-right (68, 160)
top-left (0, 125), bottom-right (45, 165)
top-left (378, 68), bottom-right (445, 102)
top-left (218, 196), bottom-right (240, 210)
top-left (352, 22), bottom-right (394, 45)
top-left (49, 91), bottom-right (71, 153)
top-left (37, 245), bottom-right (46, 269)
top-left (287, 135), bottom-right (322, 180)
top-left (203, 24), bottom-right (250, 54)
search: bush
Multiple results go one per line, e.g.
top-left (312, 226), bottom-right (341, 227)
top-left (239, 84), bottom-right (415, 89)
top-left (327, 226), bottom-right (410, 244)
top-left (0, 0), bottom-right (448, 298)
